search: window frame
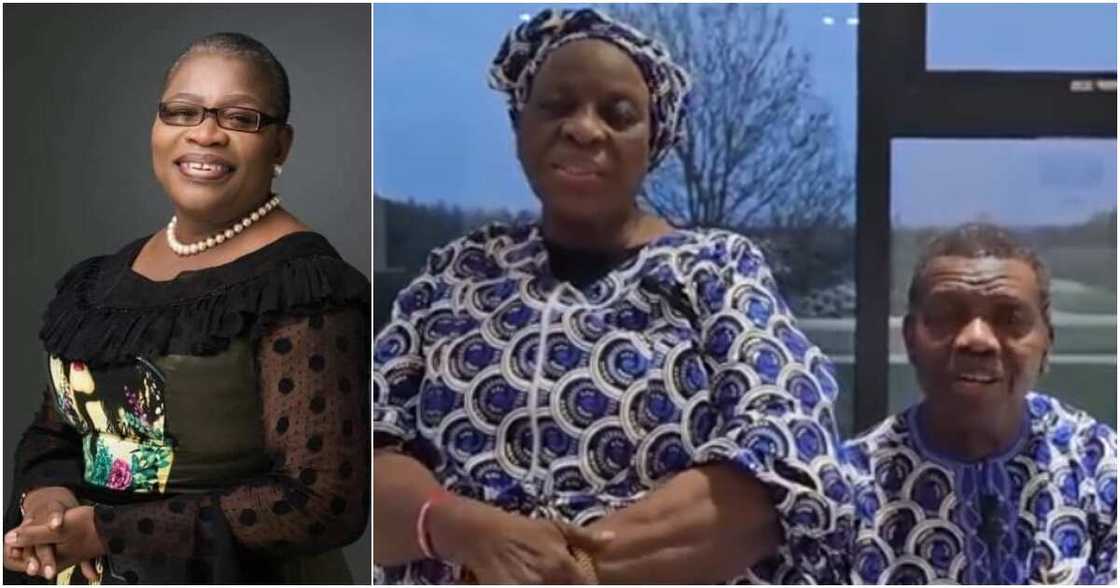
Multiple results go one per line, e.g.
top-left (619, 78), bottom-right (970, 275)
top-left (854, 4), bottom-right (1117, 432)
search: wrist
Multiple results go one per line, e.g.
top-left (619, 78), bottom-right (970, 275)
top-left (424, 493), bottom-right (473, 563)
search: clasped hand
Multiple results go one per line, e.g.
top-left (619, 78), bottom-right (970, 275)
top-left (3, 487), bottom-right (103, 582)
top-left (431, 497), bottom-right (614, 584)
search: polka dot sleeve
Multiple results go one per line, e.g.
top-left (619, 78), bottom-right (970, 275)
top-left (89, 308), bottom-right (371, 583)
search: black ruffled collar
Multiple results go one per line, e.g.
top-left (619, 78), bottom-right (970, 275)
top-left (40, 231), bottom-right (370, 367)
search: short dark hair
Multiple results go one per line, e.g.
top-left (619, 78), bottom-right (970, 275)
top-left (907, 223), bottom-right (1052, 332)
top-left (160, 32), bottom-right (291, 123)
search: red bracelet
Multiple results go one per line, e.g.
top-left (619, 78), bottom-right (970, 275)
top-left (416, 490), bottom-right (452, 559)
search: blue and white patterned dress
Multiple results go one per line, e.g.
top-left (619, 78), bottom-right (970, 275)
top-left (843, 392), bottom-right (1117, 584)
top-left (373, 223), bottom-right (853, 584)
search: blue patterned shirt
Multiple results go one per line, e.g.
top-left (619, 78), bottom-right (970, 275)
top-left (843, 392), bottom-right (1117, 584)
top-left (373, 223), bottom-right (853, 584)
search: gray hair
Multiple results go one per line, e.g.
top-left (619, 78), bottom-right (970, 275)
top-left (907, 222), bottom-right (1052, 335)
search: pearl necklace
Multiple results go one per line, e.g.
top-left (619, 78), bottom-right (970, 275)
top-left (166, 195), bottom-right (281, 256)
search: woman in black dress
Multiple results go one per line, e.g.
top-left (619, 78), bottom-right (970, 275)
top-left (3, 32), bottom-right (369, 584)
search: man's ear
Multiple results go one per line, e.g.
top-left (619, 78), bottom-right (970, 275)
top-left (902, 312), bottom-right (917, 365)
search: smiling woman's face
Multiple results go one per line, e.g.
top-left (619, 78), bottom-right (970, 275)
top-left (151, 53), bottom-right (291, 223)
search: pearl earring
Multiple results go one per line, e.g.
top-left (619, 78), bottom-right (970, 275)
top-left (273, 163), bottom-right (283, 178)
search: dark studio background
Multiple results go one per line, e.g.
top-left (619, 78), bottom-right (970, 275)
top-left (4, 4), bottom-right (372, 582)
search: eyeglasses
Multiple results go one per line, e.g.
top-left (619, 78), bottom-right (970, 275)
top-left (157, 102), bottom-right (284, 133)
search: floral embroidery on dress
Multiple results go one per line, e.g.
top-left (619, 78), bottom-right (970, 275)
top-left (49, 355), bottom-right (175, 493)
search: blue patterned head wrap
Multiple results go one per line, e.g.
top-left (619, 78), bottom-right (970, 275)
top-left (489, 8), bottom-right (692, 170)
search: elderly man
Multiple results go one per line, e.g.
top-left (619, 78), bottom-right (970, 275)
top-left (843, 224), bottom-right (1116, 584)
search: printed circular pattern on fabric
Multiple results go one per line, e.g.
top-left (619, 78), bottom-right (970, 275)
top-left (703, 314), bottom-right (747, 363)
top-left (1078, 431), bottom-right (1108, 477)
top-left (772, 319), bottom-right (812, 363)
top-left (419, 381), bottom-right (458, 430)
top-left (428, 246), bottom-right (455, 274)
top-left (906, 520), bottom-right (964, 573)
top-left (584, 275), bottom-right (621, 306)
top-left (738, 334), bottom-right (790, 385)
top-left (465, 455), bottom-right (517, 493)
top-left (781, 368), bottom-right (823, 412)
top-left (1052, 466), bottom-right (1082, 507)
top-left (737, 384), bottom-right (796, 421)
top-left (397, 279), bottom-right (437, 317)
top-left (603, 476), bottom-right (644, 501)
top-left (885, 557), bottom-right (935, 585)
top-left (495, 409), bottom-right (568, 476)
top-left (590, 333), bottom-right (652, 396)
top-left (693, 267), bottom-right (728, 317)
top-left (635, 425), bottom-right (690, 483)
top-left (438, 412), bottom-right (489, 466)
top-left (380, 357), bottom-right (425, 406)
top-left (907, 465), bottom-right (953, 514)
top-left (728, 282), bottom-right (776, 330)
top-left (877, 502), bottom-right (921, 548)
top-left (463, 368), bottom-right (524, 434)
top-left (578, 418), bottom-right (633, 487)
top-left (500, 329), bottom-right (587, 385)
top-left (818, 463), bottom-right (851, 504)
top-left (1098, 464), bottom-right (1117, 509)
top-left (468, 279), bottom-right (519, 316)
top-left (485, 299), bottom-right (538, 343)
top-left (664, 344), bottom-right (708, 402)
top-left (1047, 509), bottom-right (1090, 559)
top-left (542, 333), bottom-right (586, 380)
top-left (788, 492), bottom-right (830, 532)
top-left (609, 300), bottom-right (652, 333)
top-left (739, 421), bottom-right (792, 462)
top-left (1023, 477), bottom-right (1058, 523)
top-left (710, 365), bottom-right (757, 411)
top-left (854, 535), bottom-right (893, 584)
top-left (563, 308), bottom-right (610, 350)
top-left (518, 276), bottom-right (555, 309)
top-left (500, 329), bottom-right (541, 390)
top-left (549, 456), bottom-right (594, 496)
top-left (791, 418), bottom-right (828, 462)
top-left (875, 451), bottom-right (918, 494)
top-left (551, 371), bottom-right (618, 437)
top-left (451, 246), bottom-right (501, 282)
top-left (1026, 436), bottom-right (1052, 467)
top-left (620, 378), bottom-right (678, 441)
top-left (373, 323), bottom-right (416, 365)
top-left (1006, 458), bottom-right (1034, 497)
top-left (672, 249), bottom-right (700, 279)
top-left (501, 239), bottom-right (543, 269)
top-left (855, 483), bottom-right (882, 520)
top-left (682, 396), bottom-right (719, 450)
top-left (808, 352), bottom-right (839, 401)
top-left (445, 334), bottom-right (500, 390)
top-left (1029, 541), bottom-right (1058, 583)
top-left (495, 409), bottom-right (535, 476)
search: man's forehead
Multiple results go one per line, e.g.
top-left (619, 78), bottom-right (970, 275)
top-left (922, 255), bottom-right (1040, 297)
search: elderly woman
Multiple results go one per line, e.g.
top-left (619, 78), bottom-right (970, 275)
top-left (843, 224), bottom-right (1116, 584)
top-left (3, 33), bottom-right (370, 584)
top-left (373, 9), bottom-right (850, 584)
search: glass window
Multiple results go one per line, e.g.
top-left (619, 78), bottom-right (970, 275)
top-left (889, 138), bottom-right (1117, 426)
top-left (374, 3), bottom-right (858, 434)
top-left (927, 4), bottom-right (1117, 72)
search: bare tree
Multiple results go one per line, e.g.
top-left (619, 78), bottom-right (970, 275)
top-left (605, 4), bottom-right (853, 231)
